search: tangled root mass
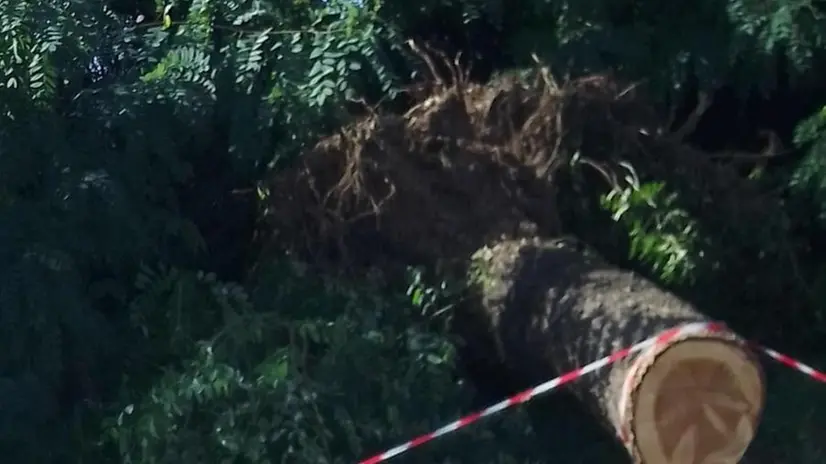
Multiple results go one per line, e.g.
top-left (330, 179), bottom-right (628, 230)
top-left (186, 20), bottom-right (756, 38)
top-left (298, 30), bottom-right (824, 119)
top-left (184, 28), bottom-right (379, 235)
top-left (263, 59), bottom-right (777, 274)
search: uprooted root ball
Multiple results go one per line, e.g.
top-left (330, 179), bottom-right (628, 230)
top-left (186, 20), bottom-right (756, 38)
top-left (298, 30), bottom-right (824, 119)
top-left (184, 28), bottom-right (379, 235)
top-left (261, 71), bottom-right (780, 273)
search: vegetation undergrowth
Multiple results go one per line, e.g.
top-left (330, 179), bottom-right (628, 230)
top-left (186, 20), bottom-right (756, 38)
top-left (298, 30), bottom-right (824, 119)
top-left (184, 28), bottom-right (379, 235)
top-left (97, 261), bottom-right (555, 463)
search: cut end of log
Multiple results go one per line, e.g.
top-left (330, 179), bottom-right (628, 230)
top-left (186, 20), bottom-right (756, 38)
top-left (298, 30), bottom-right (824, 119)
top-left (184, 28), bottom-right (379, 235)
top-left (622, 333), bottom-right (765, 464)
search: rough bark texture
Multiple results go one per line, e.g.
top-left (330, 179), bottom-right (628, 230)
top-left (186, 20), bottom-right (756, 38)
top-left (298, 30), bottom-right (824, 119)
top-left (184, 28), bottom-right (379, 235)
top-left (466, 236), bottom-right (764, 463)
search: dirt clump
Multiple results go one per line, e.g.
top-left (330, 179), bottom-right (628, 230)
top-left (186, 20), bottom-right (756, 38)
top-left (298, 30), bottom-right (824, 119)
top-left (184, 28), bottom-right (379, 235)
top-left (261, 67), bottom-right (661, 272)
top-left (261, 61), bottom-right (777, 275)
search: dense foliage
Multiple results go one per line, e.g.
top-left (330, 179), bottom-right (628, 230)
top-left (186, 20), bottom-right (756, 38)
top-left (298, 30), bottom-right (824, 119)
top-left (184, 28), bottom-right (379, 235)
top-left (0, 0), bottom-right (825, 462)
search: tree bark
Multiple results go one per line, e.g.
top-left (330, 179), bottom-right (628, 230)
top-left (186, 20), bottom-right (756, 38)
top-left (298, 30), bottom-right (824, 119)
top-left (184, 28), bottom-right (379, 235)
top-left (465, 237), bottom-right (765, 464)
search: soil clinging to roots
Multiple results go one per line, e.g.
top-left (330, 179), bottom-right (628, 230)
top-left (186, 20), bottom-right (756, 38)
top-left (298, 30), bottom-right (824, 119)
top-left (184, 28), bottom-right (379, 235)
top-left (262, 66), bottom-right (776, 274)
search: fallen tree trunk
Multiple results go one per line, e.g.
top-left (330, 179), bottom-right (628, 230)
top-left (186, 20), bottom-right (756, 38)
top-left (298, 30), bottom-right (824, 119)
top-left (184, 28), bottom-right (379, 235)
top-left (465, 237), bottom-right (765, 464)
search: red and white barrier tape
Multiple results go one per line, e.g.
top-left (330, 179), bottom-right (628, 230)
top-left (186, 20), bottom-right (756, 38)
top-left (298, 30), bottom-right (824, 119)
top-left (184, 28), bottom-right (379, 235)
top-left (357, 322), bottom-right (826, 464)
top-left (759, 346), bottom-right (826, 382)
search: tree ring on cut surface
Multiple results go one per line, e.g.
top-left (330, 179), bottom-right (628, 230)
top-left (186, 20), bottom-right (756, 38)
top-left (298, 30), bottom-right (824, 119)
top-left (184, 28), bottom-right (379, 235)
top-left (623, 333), bottom-right (764, 464)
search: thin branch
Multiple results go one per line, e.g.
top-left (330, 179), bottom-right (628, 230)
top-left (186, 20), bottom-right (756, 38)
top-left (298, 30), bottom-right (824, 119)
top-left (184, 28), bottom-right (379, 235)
top-left (667, 91), bottom-right (712, 142)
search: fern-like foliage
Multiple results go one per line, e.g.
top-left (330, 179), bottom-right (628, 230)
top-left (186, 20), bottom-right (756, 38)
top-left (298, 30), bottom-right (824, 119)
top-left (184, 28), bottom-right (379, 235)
top-left (384, 0), bottom-right (826, 95)
top-left (101, 261), bottom-right (594, 464)
top-left (136, 0), bottom-right (405, 174)
top-left (0, 0), bottom-right (409, 459)
top-left (791, 105), bottom-right (826, 224)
